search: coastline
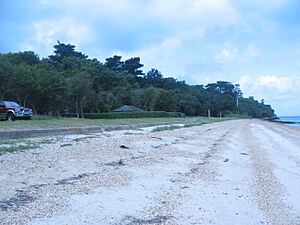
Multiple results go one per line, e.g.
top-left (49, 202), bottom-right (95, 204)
top-left (266, 116), bottom-right (300, 128)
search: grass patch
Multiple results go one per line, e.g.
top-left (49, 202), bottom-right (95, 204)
top-left (0, 137), bottom-right (57, 154)
top-left (0, 141), bottom-right (39, 154)
top-left (0, 116), bottom-right (201, 131)
top-left (152, 117), bottom-right (234, 132)
top-left (0, 116), bottom-right (239, 132)
top-left (62, 111), bottom-right (184, 119)
top-left (152, 125), bottom-right (183, 132)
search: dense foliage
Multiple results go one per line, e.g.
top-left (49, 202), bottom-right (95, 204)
top-left (0, 41), bottom-right (275, 118)
top-left (61, 111), bottom-right (184, 119)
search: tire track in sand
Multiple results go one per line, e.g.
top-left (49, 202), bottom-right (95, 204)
top-left (243, 123), bottom-right (300, 225)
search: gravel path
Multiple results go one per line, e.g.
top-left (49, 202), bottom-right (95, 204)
top-left (0, 120), bottom-right (300, 225)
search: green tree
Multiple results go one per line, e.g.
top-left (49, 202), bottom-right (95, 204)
top-left (67, 73), bottom-right (92, 118)
top-left (155, 90), bottom-right (179, 112)
top-left (105, 55), bottom-right (124, 72)
top-left (122, 57), bottom-right (144, 76)
top-left (144, 68), bottom-right (163, 88)
top-left (143, 87), bottom-right (160, 111)
top-left (0, 43), bottom-right (275, 118)
top-left (49, 41), bottom-right (87, 62)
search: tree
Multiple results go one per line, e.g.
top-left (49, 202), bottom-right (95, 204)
top-left (122, 57), bottom-right (144, 76)
top-left (130, 89), bottom-right (145, 108)
top-left (36, 64), bottom-right (67, 115)
top-left (161, 77), bottom-right (178, 89)
top-left (67, 73), bottom-right (92, 118)
top-left (155, 90), bottom-right (179, 112)
top-left (0, 43), bottom-right (275, 118)
top-left (105, 55), bottom-right (124, 72)
top-left (144, 68), bottom-right (163, 87)
top-left (0, 59), bottom-right (15, 100)
top-left (205, 81), bottom-right (241, 116)
top-left (49, 41), bottom-right (87, 63)
top-left (14, 64), bottom-right (42, 107)
top-left (143, 87), bottom-right (160, 111)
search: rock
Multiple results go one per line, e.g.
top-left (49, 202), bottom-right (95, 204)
top-left (60, 143), bottom-right (72, 147)
top-left (224, 158), bottom-right (229, 162)
top-left (120, 145), bottom-right (129, 149)
top-left (118, 159), bottom-right (125, 166)
top-left (181, 186), bottom-right (190, 189)
top-left (240, 153), bottom-right (249, 155)
top-left (105, 159), bottom-right (125, 166)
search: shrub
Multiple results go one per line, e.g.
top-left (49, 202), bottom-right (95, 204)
top-left (61, 111), bottom-right (185, 119)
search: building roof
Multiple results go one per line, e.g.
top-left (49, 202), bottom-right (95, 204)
top-left (112, 105), bottom-right (144, 112)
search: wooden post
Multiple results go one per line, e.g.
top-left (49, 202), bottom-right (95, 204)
top-left (208, 109), bottom-right (211, 118)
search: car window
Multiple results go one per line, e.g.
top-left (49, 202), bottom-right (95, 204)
top-left (4, 101), bottom-right (20, 107)
top-left (0, 102), bottom-right (4, 107)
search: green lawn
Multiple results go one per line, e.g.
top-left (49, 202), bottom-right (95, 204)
top-left (0, 116), bottom-right (233, 131)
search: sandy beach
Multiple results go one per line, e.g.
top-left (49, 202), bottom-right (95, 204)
top-left (0, 119), bottom-right (300, 225)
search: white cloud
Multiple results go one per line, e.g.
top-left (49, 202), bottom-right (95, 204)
top-left (230, 0), bottom-right (288, 10)
top-left (244, 44), bottom-right (259, 59)
top-left (216, 43), bottom-right (259, 65)
top-left (114, 37), bottom-right (186, 76)
top-left (37, 0), bottom-right (238, 34)
top-left (32, 0), bottom-right (240, 59)
top-left (149, 0), bottom-right (238, 27)
top-left (239, 75), bottom-right (300, 94)
top-left (238, 75), bottom-right (300, 115)
top-left (38, 0), bottom-right (145, 24)
top-left (216, 44), bottom-right (239, 64)
top-left (21, 17), bottom-right (92, 55)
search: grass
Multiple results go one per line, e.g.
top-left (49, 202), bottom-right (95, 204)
top-left (0, 137), bottom-right (57, 154)
top-left (0, 116), bottom-right (187, 130)
top-left (0, 116), bottom-right (217, 131)
top-left (0, 143), bottom-right (38, 153)
top-left (152, 125), bottom-right (183, 132)
top-left (152, 117), bottom-right (233, 132)
top-left (0, 115), bottom-right (240, 132)
top-left (0, 140), bottom-right (38, 154)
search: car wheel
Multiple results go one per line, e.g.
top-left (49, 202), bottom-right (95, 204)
top-left (7, 112), bottom-right (16, 121)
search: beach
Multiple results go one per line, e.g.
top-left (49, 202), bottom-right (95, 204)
top-left (0, 119), bottom-right (300, 225)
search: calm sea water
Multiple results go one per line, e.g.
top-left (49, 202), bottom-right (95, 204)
top-left (279, 116), bottom-right (300, 128)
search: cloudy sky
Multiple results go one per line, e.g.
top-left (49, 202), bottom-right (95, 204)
top-left (1, 0), bottom-right (300, 115)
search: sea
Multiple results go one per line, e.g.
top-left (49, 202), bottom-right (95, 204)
top-left (278, 116), bottom-right (300, 128)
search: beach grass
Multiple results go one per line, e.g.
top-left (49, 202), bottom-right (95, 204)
top-left (151, 117), bottom-right (230, 132)
top-left (0, 138), bottom-right (49, 154)
top-left (0, 116), bottom-right (235, 131)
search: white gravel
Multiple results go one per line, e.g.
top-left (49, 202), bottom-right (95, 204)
top-left (0, 120), bottom-right (300, 225)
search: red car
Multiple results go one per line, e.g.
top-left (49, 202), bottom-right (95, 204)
top-left (0, 101), bottom-right (33, 121)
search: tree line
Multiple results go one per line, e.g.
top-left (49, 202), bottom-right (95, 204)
top-left (0, 41), bottom-right (275, 118)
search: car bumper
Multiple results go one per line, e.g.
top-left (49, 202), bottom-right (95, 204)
top-left (15, 112), bottom-right (33, 118)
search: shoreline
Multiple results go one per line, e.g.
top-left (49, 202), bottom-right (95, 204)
top-left (1, 119), bottom-right (299, 225)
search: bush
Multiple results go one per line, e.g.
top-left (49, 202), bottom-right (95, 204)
top-left (61, 111), bottom-right (185, 119)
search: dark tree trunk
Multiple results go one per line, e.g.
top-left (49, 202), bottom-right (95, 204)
top-left (79, 97), bottom-right (84, 119)
top-left (32, 105), bottom-right (37, 115)
top-left (75, 98), bottom-right (79, 118)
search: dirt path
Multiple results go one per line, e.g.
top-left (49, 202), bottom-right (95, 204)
top-left (0, 120), bottom-right (300, 225)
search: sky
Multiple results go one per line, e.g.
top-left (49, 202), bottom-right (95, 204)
top-left (1, 0), bottom-right (300, 116)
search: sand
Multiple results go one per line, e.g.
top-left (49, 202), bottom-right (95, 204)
top-left (0, 119), bottom-right (300, 225)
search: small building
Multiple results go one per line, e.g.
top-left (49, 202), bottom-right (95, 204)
top-left (112, 105), bottom-right (144, 112)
